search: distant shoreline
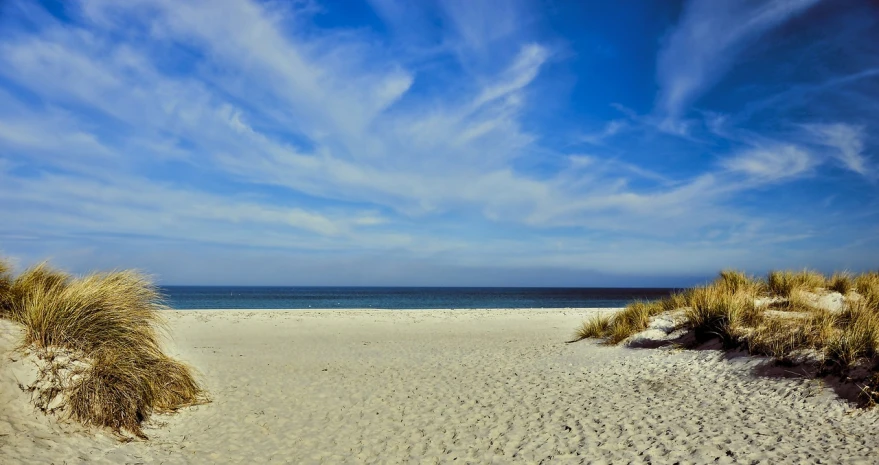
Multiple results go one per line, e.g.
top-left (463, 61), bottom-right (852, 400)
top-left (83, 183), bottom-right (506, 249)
top-left (164, 307), bottom-right (627, 311)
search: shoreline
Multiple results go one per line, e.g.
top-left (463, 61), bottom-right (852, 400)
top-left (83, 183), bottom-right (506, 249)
top-left (164, 307), bottom-right (623, 312)
top-left (3, 307), bottom-right (878, 463)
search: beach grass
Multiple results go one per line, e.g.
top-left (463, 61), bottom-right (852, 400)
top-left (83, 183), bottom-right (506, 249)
top-left (574, 314), bottom-right (612, 341)
top-left (0, 257), bottom-right (205, 438)
top-left (829, 272), bottom-right (854, 295)
top-left (575, 268), bottom-right (879, 405)
top-left (766, 269), bottom-right (826, 297)
top-left (573, 301), bottom-right (664, 344)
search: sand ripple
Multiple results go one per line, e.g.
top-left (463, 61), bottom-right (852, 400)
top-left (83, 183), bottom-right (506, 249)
top-left (2, 309), bottom-right (878, 464)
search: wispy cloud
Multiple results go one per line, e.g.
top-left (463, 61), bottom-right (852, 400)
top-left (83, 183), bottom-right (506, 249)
top-left (656, 0), bottom-right (822, 126)
top-left (580, 120), bottom-right (627, 145)
top-left (0, 0), bottom-right (877, 284)
top-left (805, 123), bottom-right (871, 177)
top-left (722, 145), bottom-right (817, 182)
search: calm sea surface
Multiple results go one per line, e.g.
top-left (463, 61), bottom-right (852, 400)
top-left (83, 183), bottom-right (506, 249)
top-left (162, 287), bottom-right (677, 310)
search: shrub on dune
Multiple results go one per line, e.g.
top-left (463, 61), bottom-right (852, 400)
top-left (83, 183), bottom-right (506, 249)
top-left (0, 258), bottom-right (206, 438)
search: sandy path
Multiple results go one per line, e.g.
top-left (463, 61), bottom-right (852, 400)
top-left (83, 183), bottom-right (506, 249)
top-left (2, 308), bottom-right (878, 464)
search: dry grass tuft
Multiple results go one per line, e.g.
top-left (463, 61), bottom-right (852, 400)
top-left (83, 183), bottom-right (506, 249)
top-left (607, 301), bottom-right (664, 344)
top-left (716, 269), bottom-right (764, 296)
top-left (746, 310), bottom-right (838, 360)
top-left (0, 258), bottom-right (12, 318)
top-left (573, 301), bottom-right (664, 344)
top-left (574, 314), bottom-right (612, 341)
top-left (767, 269), bottom-right (826, 297)
top-left (684, 285), bottom-right (761, 345)
top-left (3, 263), bottom-right (71, 321)
top-left (573, 267), bottom-right (879, 407)
top-left (15, 270), bottom-right (166, 355)
top-left (67, 350), bottom-right (205, 439)
top-left (659, 291), bottom-right (689, 312)
top-left (854, 272), bottom-right (879, 307)
top-left (825, 301), bottom-right (879, 368)
top-left (0, 258), bottom-right (206, 438)
top-left (783, 289), bottom-right (815, 312)
top-left (746, 315), bottom-right (810, 359)
top-left (829, 272), bottom-right (854, 295)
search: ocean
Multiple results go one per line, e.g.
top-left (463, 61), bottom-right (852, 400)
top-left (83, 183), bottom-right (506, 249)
top-left (161, 286), bottom-right (677, 310)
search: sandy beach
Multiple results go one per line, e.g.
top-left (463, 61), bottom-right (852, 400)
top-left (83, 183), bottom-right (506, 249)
top-left (2, 308), bottom-right (878, 464)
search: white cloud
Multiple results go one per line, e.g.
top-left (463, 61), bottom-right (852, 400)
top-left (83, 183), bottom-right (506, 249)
top-left (656, 0), bottom-right (821, 122)
top-left (1, 0), bottom-right (874, 282)
top-left (581, 120), bottom-right (627, 145)
top-left (805, 123), bottom-right (870, 176)
top-left (722, 145), bottom-right (816, 182)
top-left (438, 0), bottom-right (530, 55)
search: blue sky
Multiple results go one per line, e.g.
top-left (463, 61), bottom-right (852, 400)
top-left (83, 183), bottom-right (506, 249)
top-left (0, 0), bottom-right (877, 286)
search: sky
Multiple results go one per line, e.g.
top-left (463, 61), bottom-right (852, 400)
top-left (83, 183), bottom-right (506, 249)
top-left (0, 0), bottom-right (877, 286)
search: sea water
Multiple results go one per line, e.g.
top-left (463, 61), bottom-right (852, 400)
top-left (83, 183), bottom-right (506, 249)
top-left (162, 286), bottom-right (677, 310)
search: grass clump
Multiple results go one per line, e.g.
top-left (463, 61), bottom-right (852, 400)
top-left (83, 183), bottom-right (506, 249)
top-left (659, 291), bottom-right (689, 312)
top-left (15, 269), bottom-right (166, 355)
top-left (0, 258), bottom-right (12, 318)
top-left (0, 258), bottom-right (206, 439)
top-left (68, 350), bottom-right (202, 437)
top-left (716, 269), bottom-right (764, 296)
top-left (825, 301), bottom-right (879, 368)
top-left (767, 269), bottom-right (826, 297)
top-left (747, 310), bottom-right (838, 360)
top-left (573, 301), bottom-right (664, 344)
top-left (574, 314), bottom-right (612, 341)
top-left (854, 272), bottom-right (879, 307)
top-left (574, 268), bottom-right (879, 406)
top-left (685, 285), bottom-right (761, 345)
top-left (829, 272), bottom-right (854, 295)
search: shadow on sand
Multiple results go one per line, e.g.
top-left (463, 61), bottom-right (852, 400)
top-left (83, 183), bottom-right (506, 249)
top-left (614, 330), bottom-right (873, 407)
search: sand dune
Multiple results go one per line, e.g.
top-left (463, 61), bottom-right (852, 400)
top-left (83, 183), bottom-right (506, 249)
top-left (2, 308), bottom-right (878, 464)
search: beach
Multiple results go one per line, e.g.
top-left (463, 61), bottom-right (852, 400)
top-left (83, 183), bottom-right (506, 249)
top-left (2, 308), bottom-right (878, 464)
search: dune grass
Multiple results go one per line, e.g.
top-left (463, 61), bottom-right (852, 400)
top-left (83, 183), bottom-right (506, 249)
top-left (0, 258), bottom-right (206, 438)
top-left (573, 301), bottom-right (664, 344)
top-left (684, 285), bottom-right (761, 345)
top-left (829, 272), bottom-right (854, 295)
top-left (575, 268), bottom-right (879, 405)
top-left (574, 314), bottom-right (612, 341)
top-left (767, 269), bottom-right (826, 297)
top-left (855, 272), bottom-right (879, 307)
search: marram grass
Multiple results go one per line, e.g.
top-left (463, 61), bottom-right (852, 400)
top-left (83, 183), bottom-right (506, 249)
top-left (574, 268), bottom-right (879, 405)
top-left (0, 258), bottom-right (206, 438)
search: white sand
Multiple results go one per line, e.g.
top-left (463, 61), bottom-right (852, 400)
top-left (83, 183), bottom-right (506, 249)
top-left (2, 308), bottom-right (879, 464)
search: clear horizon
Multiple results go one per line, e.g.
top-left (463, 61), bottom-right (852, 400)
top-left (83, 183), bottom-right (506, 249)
top-left (1, 0), bottom-right (877, 286)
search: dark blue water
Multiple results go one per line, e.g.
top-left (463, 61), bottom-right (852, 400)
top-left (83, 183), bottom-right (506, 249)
top-left (161, 287), bottom-right (676, 310)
